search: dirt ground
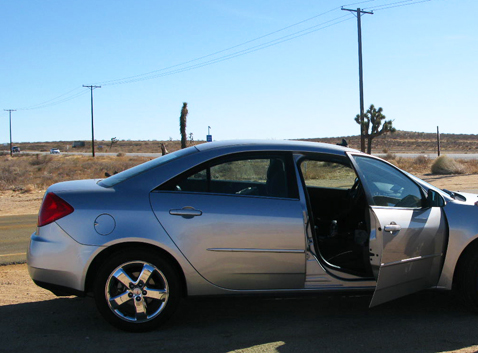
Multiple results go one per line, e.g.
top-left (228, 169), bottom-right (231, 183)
top-left (1, 173), bottom-right (478, 352)
top-left (0, 189), bottom-right (45, 216)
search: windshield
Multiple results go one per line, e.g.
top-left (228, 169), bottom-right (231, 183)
top-left (99, 147), bottom-right (198, 187)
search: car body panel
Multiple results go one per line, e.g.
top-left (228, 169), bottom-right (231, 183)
top-left (151, 191), bottom-right (306, 290)
top-left (368, 206), bottom-right (447, 306)
top-left (28, 222), bottom-right (99, 292)
top-left (438, 200), bottom-right (478, 289)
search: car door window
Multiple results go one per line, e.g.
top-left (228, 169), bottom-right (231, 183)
top-left (353, 156), bottom-right (424, 208)
top-left (160, 154), bottom-right (298, 199)
top-left (301, 160), bottom-right (357, 189)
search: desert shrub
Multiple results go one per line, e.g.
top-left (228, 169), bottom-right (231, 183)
top-left (431, 156), bottom-right (466, 175)
top-left (465, 159), bottom-right (478, 173)
top-left (29, 154), bottom-right (52, 166)
top-left (383, 152), bottom-right (397, 161)
top-left (413, 155), bottom-right (429, 167)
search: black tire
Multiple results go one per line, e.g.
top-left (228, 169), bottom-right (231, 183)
top-left (456, 250), bottom-right (478, 312)
top-left (93, 249), bottom-right (181, 332)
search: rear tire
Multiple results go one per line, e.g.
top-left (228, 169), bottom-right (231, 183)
top-left (94, 249), bottom-right (181, 332)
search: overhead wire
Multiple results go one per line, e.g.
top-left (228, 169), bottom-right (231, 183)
top-left (94, 5), bottom-right (348, 86)
top-left (16, 87), bottom-right (86, 111)
top-left (365, 0), bottom-right (431, 11)
top-left (99, 14), bottom-right (354, 85)
top-left (20, 90), bottom-right (90, 111)
top-left (7, 0), bottom-right (433, 111)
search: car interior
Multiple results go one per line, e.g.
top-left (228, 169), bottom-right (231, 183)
top-left (299, 157), bottom-right (374, 278)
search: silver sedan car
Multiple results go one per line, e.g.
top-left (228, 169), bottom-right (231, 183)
top-left (28, 140), bottom-right (478, 331)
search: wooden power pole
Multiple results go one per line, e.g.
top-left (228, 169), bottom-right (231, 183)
top-left (83, 85), bottom-right (101, 157)
top-left (341, 7), bottom-right (373, 153)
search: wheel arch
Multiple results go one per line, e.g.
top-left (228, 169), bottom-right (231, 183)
top-left (85, 242), bottom-right (188, 297)
top-left (452, 237), bottom-right (478, 290)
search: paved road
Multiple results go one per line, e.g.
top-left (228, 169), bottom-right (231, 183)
top-left (0, 214), bottom-right (36, 265)
top-left (21, 150), bottom-right (478, 160)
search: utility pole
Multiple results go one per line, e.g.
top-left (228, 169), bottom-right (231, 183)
top-left (83, 85), bottom-right (101, 157)
top-left (341, 7), bottom-right (373, 153)
top-left (437, 126), bottom-right (441, 157)
top-left (4, 109), bottom-right (16, 157)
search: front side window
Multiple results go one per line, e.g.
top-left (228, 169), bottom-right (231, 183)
top-left (159, 153), bottom-right (297, 199)
top-left (353, 156), bottom-right (424, 208)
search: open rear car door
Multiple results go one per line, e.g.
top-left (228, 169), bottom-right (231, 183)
top-left (350, 154), bottom-right (448, 307)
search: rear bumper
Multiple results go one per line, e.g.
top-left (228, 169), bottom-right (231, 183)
top-left (27, 223), bottom-right (100, 295)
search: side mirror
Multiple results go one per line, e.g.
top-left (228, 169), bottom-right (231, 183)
top-left (427, 189), bottom-right (445, 208)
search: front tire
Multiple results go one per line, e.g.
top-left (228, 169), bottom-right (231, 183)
top-left (94, 249), bottom-right (181, 332)
top-left (456, 250), bottom-right (478, 312)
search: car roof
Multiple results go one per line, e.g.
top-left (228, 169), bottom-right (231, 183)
top-left (194, 139), bottom-right (358, 155)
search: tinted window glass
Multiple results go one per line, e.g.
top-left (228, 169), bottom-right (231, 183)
top-left (353, 156), bottom-right (424, 208)
top-left (301, 160), bottom-right (356, 189)
top-left (99, 147), bottom-right (197, 187)
top-left (161, 154), bottom-right (296, 199)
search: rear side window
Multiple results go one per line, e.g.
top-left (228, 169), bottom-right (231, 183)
top-left (99, 147), bottom-right (197, 187)
top-left (159, 153), bottom-right (298, 199)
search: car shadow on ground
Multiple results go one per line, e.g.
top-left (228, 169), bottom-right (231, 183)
top-left (2, 291), bottom-right (478, 353)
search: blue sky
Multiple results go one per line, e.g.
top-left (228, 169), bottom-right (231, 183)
top-left (1, 0), bottom-right (477, 143)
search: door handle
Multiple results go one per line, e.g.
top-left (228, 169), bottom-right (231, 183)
top-left (384, 223), bottom-right (401, 232)
top-left (169, 207), bottom-right (203, 217)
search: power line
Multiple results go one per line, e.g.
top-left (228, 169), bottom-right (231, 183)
top-left (18, 89), bottom-right (89, 111)
top-left (17, 87), bottom-right (84, 110)
top-left (94, 7), bottom-right (351, 86)
top-left (365, 0), bottom-right (431, 11)
top-left (97, 14), bottom-right (354, 86)
top-left (11, 6), bottom-right (355, 109)
top-left (8, 0), bottom-right (434, 111)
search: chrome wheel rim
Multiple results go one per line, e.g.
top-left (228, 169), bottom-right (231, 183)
top-left (105, 261), bottom-right (169, 323)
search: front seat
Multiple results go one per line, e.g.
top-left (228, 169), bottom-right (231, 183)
top-left (266, 159), bottom-right (287, 198)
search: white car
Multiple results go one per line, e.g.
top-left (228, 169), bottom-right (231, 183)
top-left (50, 148), bottom-right (60, 154)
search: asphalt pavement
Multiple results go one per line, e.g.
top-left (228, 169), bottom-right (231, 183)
top-left (0, 214), bottom-right (36, 265)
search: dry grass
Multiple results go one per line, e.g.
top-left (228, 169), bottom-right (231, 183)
top-left (0, 154), bottom-right (151, 192)
top-left (0, 139), bottom-right (198, 155)
top-left (1, 136), bottom-right (477, 194)
top-left (382, 154), bottom-right (478, 175)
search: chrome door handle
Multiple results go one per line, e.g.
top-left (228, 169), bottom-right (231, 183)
top-left (384, 223), bottom-right (401, 232)
top-left (169, 207), bottom-right (202, 217)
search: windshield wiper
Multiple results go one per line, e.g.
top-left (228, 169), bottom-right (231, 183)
top-left (443, 189), bottom-right (466, 201)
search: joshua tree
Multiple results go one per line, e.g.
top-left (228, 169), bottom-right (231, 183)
top-left (355, 104), bottom-right (395, 154)
top-left (160, 143), bottom-right (168, 156)
top-left (109, 137), bottom-right (118, 150)
top-left (179, 102), bottom-right (188, 149)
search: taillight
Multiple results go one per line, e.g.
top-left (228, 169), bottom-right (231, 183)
top-left (38, 192), bottom-right (74, 227)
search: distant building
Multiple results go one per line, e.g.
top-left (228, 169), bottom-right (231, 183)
top-left (72, 141), bottom-right (85, 148)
